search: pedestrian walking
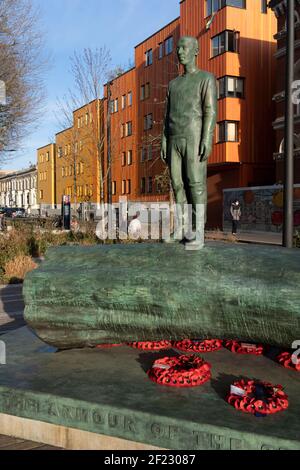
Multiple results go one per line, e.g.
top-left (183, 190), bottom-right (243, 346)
top-left (230, 200), bottom-right (241, 235)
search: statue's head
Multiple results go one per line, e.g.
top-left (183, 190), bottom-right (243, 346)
top-left (177, 36), bottom-right (199, 66)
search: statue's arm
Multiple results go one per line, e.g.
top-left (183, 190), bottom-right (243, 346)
top-left (199, 75), bottom-right (217, 162)
top-left (161, 86), bottom-right (170, 163)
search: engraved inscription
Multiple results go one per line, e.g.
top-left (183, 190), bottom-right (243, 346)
top-left (193, 431), bottom-right (244, 450)
top-left (150, 422), bottom-right (179, 440)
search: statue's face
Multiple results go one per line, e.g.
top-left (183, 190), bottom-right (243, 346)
top-left (177, 37), bottom-right (198, 66)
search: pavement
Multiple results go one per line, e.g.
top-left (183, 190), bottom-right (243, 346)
top-left (0, 284), bottom-right (25, 335)
top-left (0, 434), bottom-right (62, 450)
top-left (231, 231), bottom-right (282, 246)
top-left (206, 231), bottom-right (283, 246)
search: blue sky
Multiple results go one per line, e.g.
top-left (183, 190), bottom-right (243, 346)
top-left (5, 0), bottom-right (179, 171)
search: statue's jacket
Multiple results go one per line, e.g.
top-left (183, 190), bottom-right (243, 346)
top-left (164, 70), bottom-right (217, 146)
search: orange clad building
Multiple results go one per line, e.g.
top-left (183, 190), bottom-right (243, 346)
top-left (39, 0), bottom-right (277, 227)
top-left (55, 100), bottom-right (103, 209)
top-left (104, 68), bottom-right (137, 204)
top-left (37, 143), bottom-right (56, 210)
top-left (180, 0), bottom-right (276, 225)
top-left (102, 0), bottom-right (276, 227)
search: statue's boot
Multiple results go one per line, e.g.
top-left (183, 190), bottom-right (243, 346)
top-left (163, 202), bottom-right (186, 243)
top-left (184, 209), bottom-right (205, 251)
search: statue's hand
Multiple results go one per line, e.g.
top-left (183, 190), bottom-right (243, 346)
top-left (161, 138), bottom-right (167, 164)
top-left (199, 141), bottom-right (212, 162)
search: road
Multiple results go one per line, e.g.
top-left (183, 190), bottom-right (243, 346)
top-left (0, 284), bottom-right (25, 335)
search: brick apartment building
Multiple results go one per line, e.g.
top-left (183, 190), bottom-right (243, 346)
top-left (269, 0), bottom-right (300, 185)
top-left (38, 0), bottom-right (277, 227)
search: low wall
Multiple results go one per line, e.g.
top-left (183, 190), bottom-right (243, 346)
top-left (223, 184), bottom-right (300, 233)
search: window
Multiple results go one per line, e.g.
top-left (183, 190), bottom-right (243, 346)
top-left (111, 99), bottom-right (118, 113)
top-left (140, 82), bottom-right (150, 101)
top-left (79, 140), bottom-right (83, 151)
top-left (80, 162), bottom-right (84, 174)
top-left (114, 98), bottom-right (118, 113)
top-left (141, 177), bottom-right (146, 194)
top-left (211, 31), bottom-right (239, 57)
top-left (141, 147), bottom-right (147, 162)
top-left (218, 76), bottom-right (244, 98)
top-left (145, 82), bottom-right (150, 99)
top-left (112, 181), bottom-right (116, 196)
top-left (39, 190), bottom-right (43, 200)
top-left (165, 37), bottom-right (173, 56)
top-left (77, 117), bottom-right (80, 128)
top-left (148, 177), bottom-right (153, 194)
top-left (127, 150), bottom-right (133, 165)
top-left (261, 1), bottom-right (267, 13)
top-left (217, 121), bottom-right (239, 142)
top-left (126, 121), bottom-right (132, 136)
top-left (122, 180), bottom-right (126, 195)
top-left (121, 123), bottom-right (125, 138)
top-left (122, 95), bottom-right (126, 109)
top-left (65, 145), bottom-right (68, 156)
top-left (145, 49), bottom-right (153, 66)
top-left (122, 152), bottom-right (126, 166)
top-left (68, 144), bottom-right (71, 154)
top-left (75, 142), bottom-right (78, 153)
top-left (127, 180), bottom-right (131, 195)
top-left (159, 42), bottom-right (164, 59)
top-left (62, 167), bottom-right (65, 177)
top-left (144, 113), bottom-right (153, 131)
top-left (223, 0), bottom-right (245, 8)
top-left (148, 145), bottom-right (153, 161)
top-left (128, 91), bottom-right (132, 106)
top-left (206, 0), bottom-right (245, 16)
top-left (85, 113), bottom-right (89, 125)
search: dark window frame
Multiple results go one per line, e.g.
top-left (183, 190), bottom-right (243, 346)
top-left (158, 42), bottom-right (164, 60)
top-left (261, 0), bottom-right (267, 14)
top-left (217, 120), bottom-right (239, 143)
top-left (165, 36), bottom-right (174, 56)
top-left (206, 0), bottom-right (246, 18)
top-left (217, 75), bottom-right (245, 99)
top-left (211, 30), bottom-right (239, 58)
top-left (145, 49), bottom-right (153, 67)
top-left (144, 113), bottom-right (153, 131)
top-left (126, 121), bottom-right (133, 137)
top-left (148, 176), bottom-right (153, 194)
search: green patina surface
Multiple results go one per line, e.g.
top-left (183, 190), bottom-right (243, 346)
top-left (23, 242), bottom-right (300, 349)
top-left (0, 327), bottom-right (300, 450)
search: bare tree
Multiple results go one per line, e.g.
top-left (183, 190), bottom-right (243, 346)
top-left (56, 48), bottom-right (128, 206)
top-left (0, 0), bottom-right (46, 158)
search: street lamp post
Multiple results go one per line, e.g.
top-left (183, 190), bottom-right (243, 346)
top-left (283, 0), bottom-right (295, 248)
